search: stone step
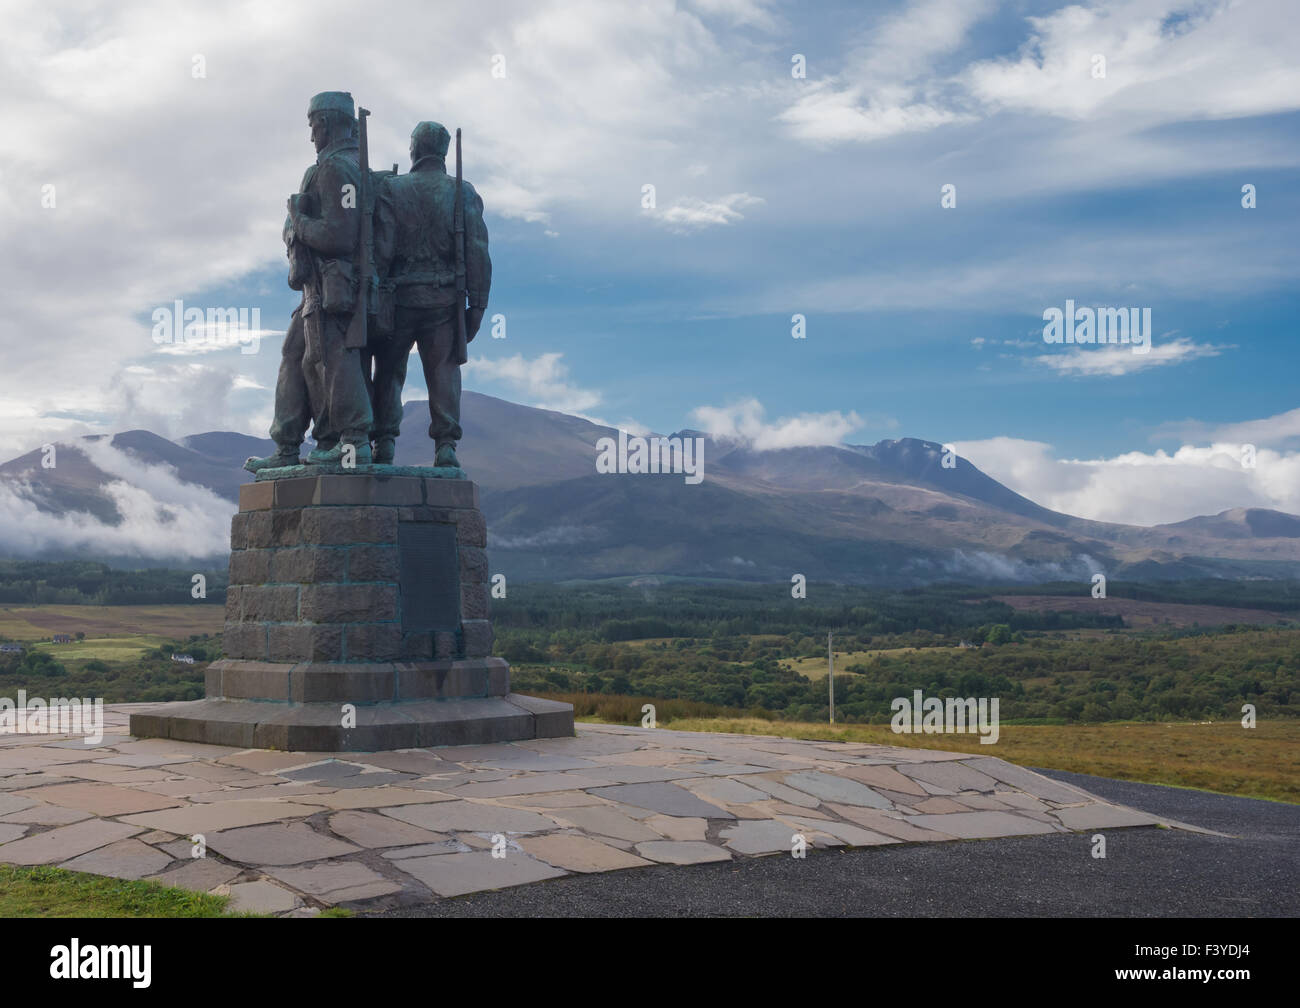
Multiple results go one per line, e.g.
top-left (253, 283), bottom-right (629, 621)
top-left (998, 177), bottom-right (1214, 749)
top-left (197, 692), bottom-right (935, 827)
top-left (129, 694), bottom-right (574, 752)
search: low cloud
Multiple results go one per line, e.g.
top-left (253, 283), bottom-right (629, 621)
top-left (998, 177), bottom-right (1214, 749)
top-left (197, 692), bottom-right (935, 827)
top-left (0, 438), bottom-right (231, 560)
top-left (691, 398), bottom-right (863, 449)
top-left (466, 352), bottom-right (603, 416)
top-left (954, 435), bottom-right (1300, 526)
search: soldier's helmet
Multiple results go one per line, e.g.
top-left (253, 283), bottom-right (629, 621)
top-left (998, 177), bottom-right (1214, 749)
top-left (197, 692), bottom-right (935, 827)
top-left (411, 121), bottom-right (451, 159)
top-left (307, 91), bottom-right (355, 119)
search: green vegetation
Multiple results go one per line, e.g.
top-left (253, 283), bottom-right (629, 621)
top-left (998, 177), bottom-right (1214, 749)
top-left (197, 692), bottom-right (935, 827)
top-left (0, 559), bottom-right (228, 606)
top-left (497, 581), bottom-right (1298, 724)
top-left (0, 865), bottom-right (244, 918)
top-left (0, 635), bottom-right (216, 702)
top-left (0, 577), bottom-right (1295, 730)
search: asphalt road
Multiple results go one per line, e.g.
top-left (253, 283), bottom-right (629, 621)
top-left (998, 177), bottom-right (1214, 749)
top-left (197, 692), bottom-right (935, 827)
top-left (368, 769), bottom-right (1298, 918)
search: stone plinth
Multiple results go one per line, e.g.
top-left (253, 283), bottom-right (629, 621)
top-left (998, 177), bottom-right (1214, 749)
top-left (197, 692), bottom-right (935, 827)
top-left (130, 473), bottom-right (573, 751)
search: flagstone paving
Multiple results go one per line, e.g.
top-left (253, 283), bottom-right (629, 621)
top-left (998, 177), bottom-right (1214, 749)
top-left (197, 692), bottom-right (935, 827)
top-left (0, 703), bottom-right (1188, 915)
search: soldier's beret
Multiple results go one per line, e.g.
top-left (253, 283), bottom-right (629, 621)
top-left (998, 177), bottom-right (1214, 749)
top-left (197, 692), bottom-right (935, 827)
top-left (308, 91), bottom-right (355, 118)
top-left (412, 121), bottom-right (451, 158)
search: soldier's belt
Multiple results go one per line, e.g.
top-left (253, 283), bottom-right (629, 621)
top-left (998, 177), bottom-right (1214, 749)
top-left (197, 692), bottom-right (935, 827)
top-left (395, 269), bottom-right (456, 287)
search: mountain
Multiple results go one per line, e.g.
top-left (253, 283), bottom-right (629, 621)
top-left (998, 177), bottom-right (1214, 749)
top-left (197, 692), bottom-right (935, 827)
top-left (3, 392), bottom-right (1299, 584)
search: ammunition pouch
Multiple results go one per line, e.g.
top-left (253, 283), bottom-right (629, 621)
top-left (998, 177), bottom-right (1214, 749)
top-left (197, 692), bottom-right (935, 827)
top-left (320, 258), bottom-right (356, 313)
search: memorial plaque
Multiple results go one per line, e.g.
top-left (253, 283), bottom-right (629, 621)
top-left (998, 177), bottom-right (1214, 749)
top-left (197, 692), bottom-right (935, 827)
top-left (399, 522), bottom-right (460, 632)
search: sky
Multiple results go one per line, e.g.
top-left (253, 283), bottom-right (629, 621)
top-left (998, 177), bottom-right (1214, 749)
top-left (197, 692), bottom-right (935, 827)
top-left (1, 0), bottom-right (1297, 528)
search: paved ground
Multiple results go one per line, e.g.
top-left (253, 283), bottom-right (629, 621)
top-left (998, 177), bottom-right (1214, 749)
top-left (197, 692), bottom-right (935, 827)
top-left (1, 704), bottom-right (1266, 917)
top-left (372, 770), bottom-right (1297, 917)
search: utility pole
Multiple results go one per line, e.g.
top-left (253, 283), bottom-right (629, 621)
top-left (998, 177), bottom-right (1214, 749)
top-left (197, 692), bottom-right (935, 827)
top-left (828, 631), bottom-right (834, 724)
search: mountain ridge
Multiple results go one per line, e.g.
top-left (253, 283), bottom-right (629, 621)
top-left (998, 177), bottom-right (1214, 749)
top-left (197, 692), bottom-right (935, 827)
top-left (2, 391), bottom-right (1298, 584)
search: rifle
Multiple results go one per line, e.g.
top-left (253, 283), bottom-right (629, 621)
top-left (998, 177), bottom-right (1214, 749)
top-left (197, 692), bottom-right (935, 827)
top-left (453, 127), bottom-right (468, 366)
top-left (344, 106), bottom-right (372, 350)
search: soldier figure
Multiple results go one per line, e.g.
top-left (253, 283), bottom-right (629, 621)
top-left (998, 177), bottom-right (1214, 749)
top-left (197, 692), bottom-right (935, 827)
top-left (246, 90), bottom-right (373, 472)
top-left (371, 121), bottom-right (491, 468)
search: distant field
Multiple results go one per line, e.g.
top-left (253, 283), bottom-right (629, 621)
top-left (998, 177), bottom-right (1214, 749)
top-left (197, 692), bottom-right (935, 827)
top-left (621, 634), bottom-right (787, 648)
top-left (642, 717), bottom-right (1299, 804)
top-left (29, 636), bottom-right (169, 661)
top-left (993, 595), bottom-right (1293, 629)
top-left (0, 604), bottom-right (223, 641)
top-left (784, 647), bottom-right (937, 680)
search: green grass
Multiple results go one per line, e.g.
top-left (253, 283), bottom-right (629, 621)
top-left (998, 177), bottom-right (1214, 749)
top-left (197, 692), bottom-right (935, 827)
top-left (29, 636), bottom-right (168, 661)
top-left (0, 865), bottom-right (251, 918)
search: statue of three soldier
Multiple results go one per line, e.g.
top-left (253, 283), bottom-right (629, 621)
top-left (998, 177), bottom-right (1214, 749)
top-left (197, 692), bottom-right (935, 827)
top-left (247, 90), bottom-right (491, 475)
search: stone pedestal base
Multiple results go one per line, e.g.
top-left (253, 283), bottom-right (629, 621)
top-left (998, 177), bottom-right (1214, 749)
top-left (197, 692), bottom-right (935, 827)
top-left (129, 473), bottom-right (573, 751)
top-left (131, 693), bottom-right (573, 752)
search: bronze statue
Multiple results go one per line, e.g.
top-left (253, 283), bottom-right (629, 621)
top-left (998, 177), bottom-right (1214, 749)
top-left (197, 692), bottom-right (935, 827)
top-left (246, 99), bottom-right (489, 475)
top-left (371, 121), bottom-right (491, 468)
top-left (247, 91), bottom-right (373, 471)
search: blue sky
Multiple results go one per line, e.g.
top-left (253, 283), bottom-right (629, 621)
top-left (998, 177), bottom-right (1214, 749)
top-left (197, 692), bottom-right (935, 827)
top-left (2, 0), bottom-right (1298, 528)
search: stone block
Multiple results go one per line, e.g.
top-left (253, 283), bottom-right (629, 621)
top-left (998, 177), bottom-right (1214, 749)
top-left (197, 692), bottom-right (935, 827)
top-left (228, 548), bottom-right (272, 586)
top-left (343, 623), bottom-right (402, 662)
top-left (238, 481), bottom-right (274, 512)
top-left (299, 506), bottom-right (398, 545)
top-left (399, 632), bottom-right (433, 660)
top-left (434, 631), bottom-right (457, 660)
top-left (455, 510), bottom-right (487, 546)
top-left (423, 479), bottom-right (478, 509)
top-left (239, 585), bottom-right (300, 622)
top-left (395, 661), bottom-right (487, 700)
top-left (460, 583), bottom-right (489, 620)
top-left (224, 585), bottom-right (243, 621)
top-left (270, 509), bottom-right (302, 547)
top-left (458, 545), bottom-right (489, 583)
top-left (266, 623), bottom-right (343, 662)
top-left (291, 663), bottom-right (395, 704)
top-left (346, 544), bottom-right (399, 582)
top-left (462, 619), bottom-right (493, 658)
top-left (238, 511), bottom-right (273, 549)
top-left (270, 546), bottom-right (346, 584)
top-left (485, 657), bottom-right (510, 696)
top-left (301, 583), bottom-right (396, 623)
top-left (272, 477), bottom-right (319, 509)
top-left (217, 661), bottom-right (293, 701)
top-left (221, 623), bottom-right (268, 661)
top-left (314, 475), bottom-right (424, 507)
top-left (506, 693), bottom-right (575, 738)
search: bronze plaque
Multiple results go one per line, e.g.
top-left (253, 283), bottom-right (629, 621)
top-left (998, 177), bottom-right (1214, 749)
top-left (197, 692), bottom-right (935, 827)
top-left (398, 522), bottom-right (460, 632)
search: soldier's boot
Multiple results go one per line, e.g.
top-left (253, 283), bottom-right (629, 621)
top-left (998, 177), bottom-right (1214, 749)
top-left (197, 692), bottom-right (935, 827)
top-left (372, 437), bottom-right (396, 465)
top-left (244, 445), bottom-right (302, 473)
top-left (307, 440), bottom-right (373, 467)
top-left (435, 442), bottom-right (460, 469)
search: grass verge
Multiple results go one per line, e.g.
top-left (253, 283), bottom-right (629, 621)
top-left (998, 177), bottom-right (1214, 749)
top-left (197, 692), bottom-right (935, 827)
top-left (0, 865), bottom-right (248, 918)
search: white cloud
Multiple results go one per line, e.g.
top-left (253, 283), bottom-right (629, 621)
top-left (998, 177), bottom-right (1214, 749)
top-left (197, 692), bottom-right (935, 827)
top-left (691, 398), bottom-right (863, 449)
top-left (0, 438), bottom-right (231, 560)
top-left (1153, 406), bottom-right (1300, 451)
top-left (465, 351), bottom-right (602, 416)
top-left (963, 0), bottom-right (1300, 122)
top-left (685, 0), bottom-right (780, 32)
top-left (1034, 335), bottom-right (1229, 376)
top-left (651, 192), bottom-right (764, 232)
top-left (954, 434), bottom-right (1300, 525)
